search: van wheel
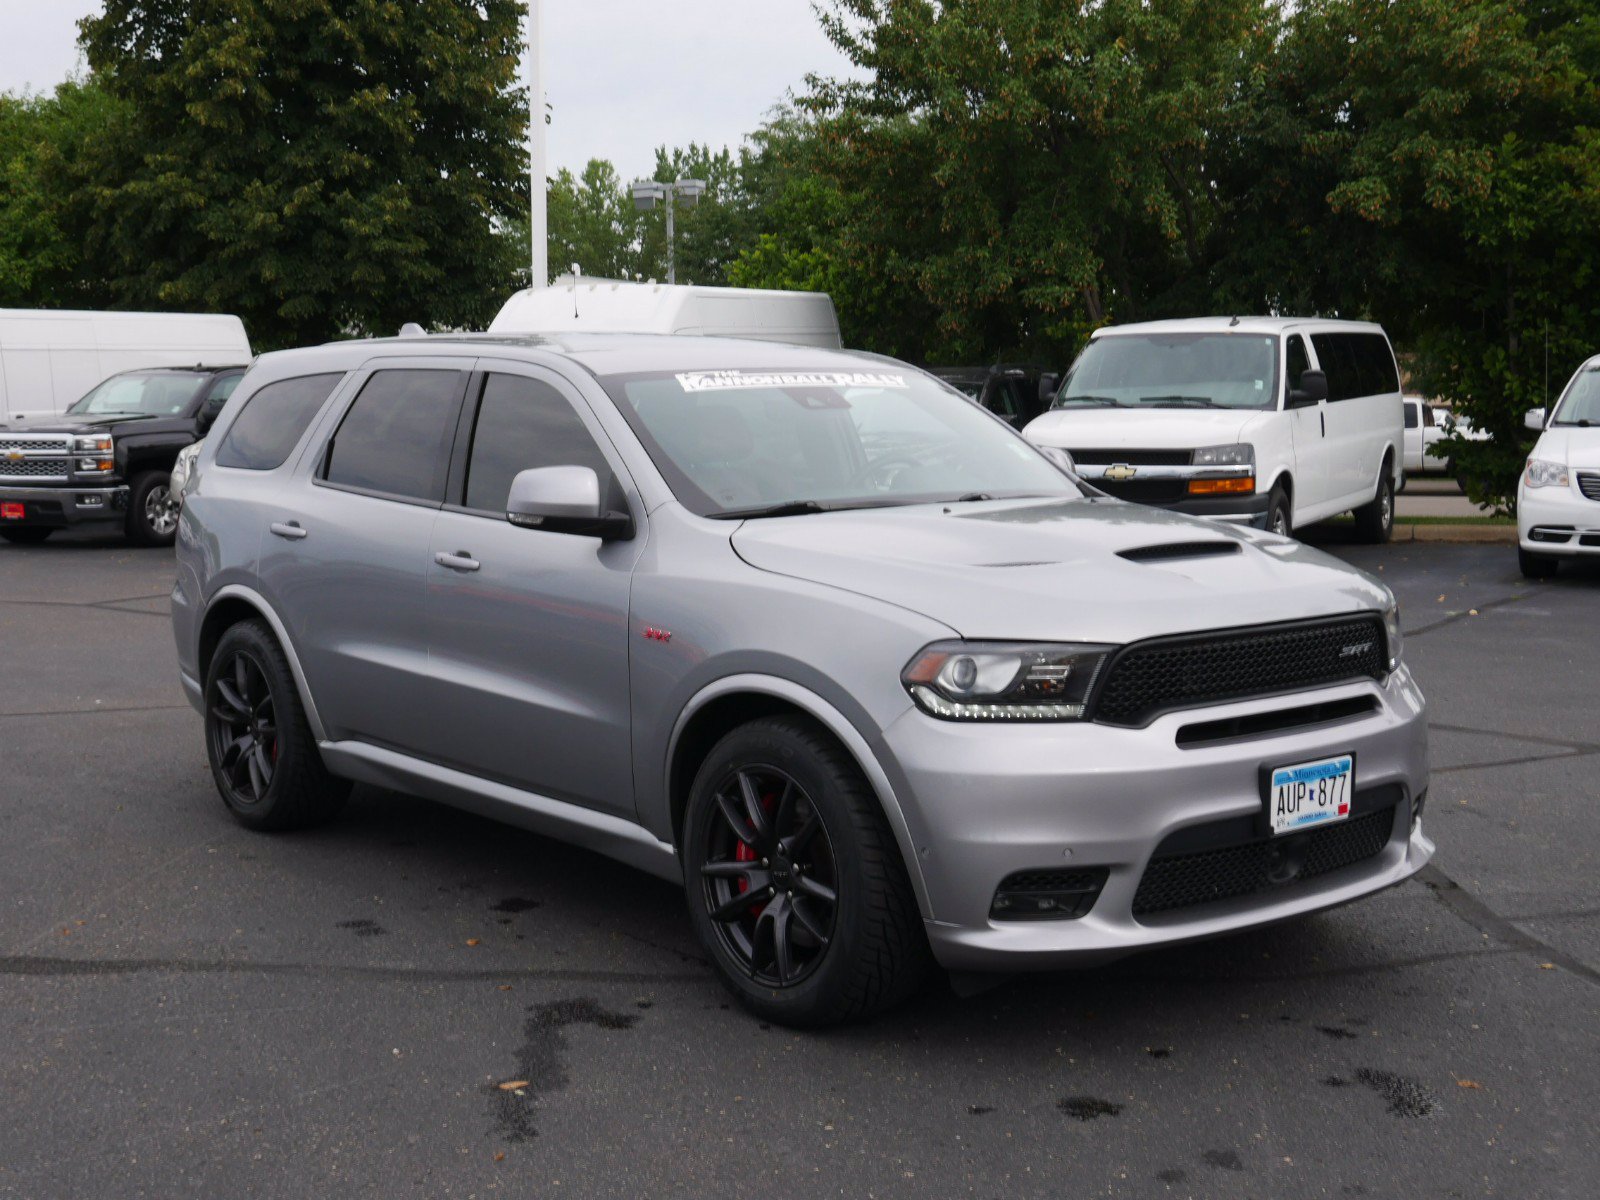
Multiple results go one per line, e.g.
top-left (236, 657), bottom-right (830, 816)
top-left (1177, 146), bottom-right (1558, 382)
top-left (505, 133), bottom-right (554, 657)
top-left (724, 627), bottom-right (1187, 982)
top-left (1518, 546), bottom-right (1559, 580)
top-left (1265, 486), bottom-right (1292, 538)
top-left (682, 716), bottom-right (931, 1028)
top-left (126, 470), bottom-right (179, 547)
top-left (1353, 466), bottom-right (1395, 544)
top-left (204, 620), bottom-right (350, 831)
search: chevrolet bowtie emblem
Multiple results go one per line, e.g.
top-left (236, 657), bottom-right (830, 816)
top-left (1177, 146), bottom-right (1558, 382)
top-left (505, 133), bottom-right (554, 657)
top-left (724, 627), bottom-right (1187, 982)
top-left (3, 450), bottom-right (22, 464)
top-left (1102, 463), bottom-right (1137, 481)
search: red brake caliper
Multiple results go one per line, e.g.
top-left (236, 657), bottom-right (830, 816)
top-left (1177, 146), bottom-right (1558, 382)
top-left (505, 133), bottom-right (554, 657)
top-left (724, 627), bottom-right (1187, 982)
top-left (733, 789), bottom-right (778, 907)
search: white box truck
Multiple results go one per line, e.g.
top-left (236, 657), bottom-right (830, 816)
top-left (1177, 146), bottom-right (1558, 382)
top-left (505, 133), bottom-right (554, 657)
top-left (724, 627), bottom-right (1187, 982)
top-left (489, 277), bottom-right (841, 349)
top-left (0, 309), bottom-right (252, 421)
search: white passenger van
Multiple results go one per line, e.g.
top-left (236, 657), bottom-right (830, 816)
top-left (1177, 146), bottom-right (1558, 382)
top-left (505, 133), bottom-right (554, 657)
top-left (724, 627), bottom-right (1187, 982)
top-left (0, 309), bottom-right (252, 421)
top-left (489, 276), bottom-right (841, 349)
top-left (1023, 317), bottom-right (1405, 542)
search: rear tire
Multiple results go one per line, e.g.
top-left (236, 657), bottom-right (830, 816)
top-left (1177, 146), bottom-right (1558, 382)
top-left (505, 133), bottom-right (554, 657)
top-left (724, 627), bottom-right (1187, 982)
top-left (204, 620), bottom-right (350, 831)
top-left (0, 527), bottom-right (52, 544)
top-left (682, 716), bottom-right (932, 1028)
top-left (126, 470), bottom-right (178, 547)
top-left (1353, 464), bottom-right (1395, 544)
top-left (1518, 546), bottom-right (1559, 580)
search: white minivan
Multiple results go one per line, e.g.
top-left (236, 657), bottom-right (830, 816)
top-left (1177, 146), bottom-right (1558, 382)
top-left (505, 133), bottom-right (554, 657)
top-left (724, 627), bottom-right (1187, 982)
top-left (1517, 355), bottom-right (1600, 578)
top-left (1023, 317), bottom-right (1405, 541)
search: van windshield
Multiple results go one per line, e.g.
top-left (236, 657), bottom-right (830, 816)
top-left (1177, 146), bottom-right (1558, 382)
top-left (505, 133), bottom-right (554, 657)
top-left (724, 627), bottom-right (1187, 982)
top-left (1552, 368), bottom-right (1600, 426)
top-left (599, 366), bottom-right (1083, 517)
top-left (1055, 334), bottom-right (1279, 411)
top-left (69, 371), bottom-right (206, 418)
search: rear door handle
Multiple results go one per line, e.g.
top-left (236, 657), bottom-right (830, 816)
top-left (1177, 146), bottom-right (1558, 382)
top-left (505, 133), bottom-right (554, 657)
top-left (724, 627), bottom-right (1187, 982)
top-left (434, 550), bottom-right (481, 573)
top-left (269, 521), bottom-right (308, 541)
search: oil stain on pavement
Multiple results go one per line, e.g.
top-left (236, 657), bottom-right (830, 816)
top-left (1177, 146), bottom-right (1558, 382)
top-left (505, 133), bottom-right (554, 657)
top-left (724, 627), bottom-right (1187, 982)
top-left (490, 997), bottom-right (640, 1143)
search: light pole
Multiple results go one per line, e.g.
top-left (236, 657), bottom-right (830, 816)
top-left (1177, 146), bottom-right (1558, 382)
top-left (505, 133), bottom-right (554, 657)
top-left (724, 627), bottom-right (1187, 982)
top-left (527, 0), bottom-right (547, 289)
top-left (630, 177), bottom-right (707, 285)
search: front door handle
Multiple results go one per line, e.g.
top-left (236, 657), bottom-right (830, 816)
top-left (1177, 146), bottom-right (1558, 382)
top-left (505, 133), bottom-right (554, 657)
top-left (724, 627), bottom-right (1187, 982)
top-left (434, 550), bottom-right (481, 573)
top-left (269, 521), bottom-right (308, 541)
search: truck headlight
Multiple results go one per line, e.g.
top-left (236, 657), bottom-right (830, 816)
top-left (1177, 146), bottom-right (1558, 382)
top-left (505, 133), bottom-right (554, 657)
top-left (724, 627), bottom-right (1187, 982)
top-left (1524, 459), bottom-right (1568, 489)
top-left (902, 641), bottom-right (1111, 721)
top-left (71, 434), bottom-right (112, 454)
top-left (1192, 442), bottom-right (1253, 467)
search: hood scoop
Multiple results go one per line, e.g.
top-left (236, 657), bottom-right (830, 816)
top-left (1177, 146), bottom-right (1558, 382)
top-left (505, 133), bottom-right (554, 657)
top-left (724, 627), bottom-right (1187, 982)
top-left (1117, 540), bottom-right (1241, 564)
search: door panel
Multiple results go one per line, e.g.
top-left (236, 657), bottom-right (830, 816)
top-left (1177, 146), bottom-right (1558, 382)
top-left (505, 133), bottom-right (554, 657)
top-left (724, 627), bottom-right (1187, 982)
top-left (1283, 334), bottom-right (1330, 516)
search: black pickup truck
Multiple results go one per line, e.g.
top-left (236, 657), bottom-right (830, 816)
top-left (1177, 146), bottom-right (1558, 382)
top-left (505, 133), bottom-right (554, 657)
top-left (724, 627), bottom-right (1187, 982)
top-left (0, 365), bottom-right (245, 546)
top-left (928, 363), bottom-right (1059, 429)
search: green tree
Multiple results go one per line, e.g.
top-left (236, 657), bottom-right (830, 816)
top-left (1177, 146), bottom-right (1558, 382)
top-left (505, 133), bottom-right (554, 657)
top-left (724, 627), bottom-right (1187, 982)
top-left (72, 0), bottom-right (528, 348)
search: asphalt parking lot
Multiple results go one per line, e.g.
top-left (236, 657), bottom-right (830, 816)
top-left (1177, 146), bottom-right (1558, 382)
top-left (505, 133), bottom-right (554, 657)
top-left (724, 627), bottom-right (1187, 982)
top-left (1, 531), bottom-right (1596, 1199)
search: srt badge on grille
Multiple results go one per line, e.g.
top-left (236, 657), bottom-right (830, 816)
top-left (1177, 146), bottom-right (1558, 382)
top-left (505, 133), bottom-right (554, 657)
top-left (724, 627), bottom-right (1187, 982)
top-left (1102, 463), bottom-right (1137, 481)
top-left (1340, 641), bottom-right (1374, 658)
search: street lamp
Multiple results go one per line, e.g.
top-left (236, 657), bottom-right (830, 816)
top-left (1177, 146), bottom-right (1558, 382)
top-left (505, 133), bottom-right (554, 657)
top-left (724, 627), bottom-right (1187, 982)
top-left (630, 177), bottom-right (707, 285)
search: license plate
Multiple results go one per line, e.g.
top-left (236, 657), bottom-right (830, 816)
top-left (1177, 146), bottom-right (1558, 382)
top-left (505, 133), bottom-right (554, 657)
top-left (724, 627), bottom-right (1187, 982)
top-left (1267, 754), bottom-right (1353, 835)
top-left (1, 502), bottom-right (23, 520)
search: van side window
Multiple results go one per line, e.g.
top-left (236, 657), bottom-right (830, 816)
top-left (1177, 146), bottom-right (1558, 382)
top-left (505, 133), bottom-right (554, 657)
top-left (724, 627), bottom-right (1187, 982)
top-left (215, 373), bottom-right (345, 471)
top-left (463, 374), bottom-right (616, 514)
top-left (1360, 334), bottom-right (1400, 394)
top-left (322, 370), bottom-right (465, 502)
top-left (1285, 335), bottom-right (1309, 397)
top-left (1310, 334), bottom-right (1358, 401)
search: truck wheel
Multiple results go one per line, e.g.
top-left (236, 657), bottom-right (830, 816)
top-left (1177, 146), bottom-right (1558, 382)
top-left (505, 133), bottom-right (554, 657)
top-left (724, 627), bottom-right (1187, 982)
top-left (204, 620), bottom-right (350, 831)
top-left (1518, 546), bottom-right (1559, 580)
top-left (0, 527), bottom-right (52, 544)
top-left (1353, 465), bottom-right (1395, 544)
top-left (126, 470), bottom-right (179, 547)
top-left (682, 716), bottom-right (931, 1028)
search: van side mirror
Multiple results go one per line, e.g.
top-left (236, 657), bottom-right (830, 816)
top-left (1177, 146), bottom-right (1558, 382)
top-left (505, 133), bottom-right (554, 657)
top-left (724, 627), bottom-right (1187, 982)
top-left (506, 466), bottom-right (633, 540)
top-left (1524, 407), bottom-right (1547, 432)
top-left (198, 397), bottom-right (227, 431)
top-left (1036, 445), bottom-right (1076, 475)
top-left (1287, 369), bottom-right (1328, 408)
top-left (1037, 373), bottom-right (1060, 404)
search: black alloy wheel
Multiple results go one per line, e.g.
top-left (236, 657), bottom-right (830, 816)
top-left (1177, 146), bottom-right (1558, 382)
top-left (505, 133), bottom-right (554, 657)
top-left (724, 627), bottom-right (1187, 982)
top-left (207, 647), bottom-right (280, 808)
top-left (700, 764), bottom-right (839, 988)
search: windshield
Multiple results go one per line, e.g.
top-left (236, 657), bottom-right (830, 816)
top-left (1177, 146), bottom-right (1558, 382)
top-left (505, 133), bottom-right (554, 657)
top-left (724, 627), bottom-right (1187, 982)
top-left (69, 372), bottom-right (206, 417)
top-left (1055, 333), bottom-right (1279, 410)
top-left (599, 366), bottom-right (1083, 517)
top-left (1552, 368), bottom-right (1600, 426)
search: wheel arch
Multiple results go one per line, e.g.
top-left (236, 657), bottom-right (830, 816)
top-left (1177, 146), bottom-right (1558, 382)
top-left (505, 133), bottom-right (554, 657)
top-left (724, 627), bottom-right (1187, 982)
top-left (665, 675), bottom-right (933, 919)
top-left (198, 585), bottom-right (327, 742)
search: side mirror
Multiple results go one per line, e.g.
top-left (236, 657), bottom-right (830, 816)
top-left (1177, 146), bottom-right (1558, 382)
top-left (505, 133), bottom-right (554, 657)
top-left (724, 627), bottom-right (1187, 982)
top-left (198, 400), bottom-right (226, 431)
top-left (1524, 407), bottom-right (1547, 432)
top-left (506, 466), bottom-right (633, 540)
top-left (1036, 445), bottom-right (1076, 475)
top-left (1287, 369), bottom-right (1328, 408)
top-left (1037, 373), bottom-right (1060, 404)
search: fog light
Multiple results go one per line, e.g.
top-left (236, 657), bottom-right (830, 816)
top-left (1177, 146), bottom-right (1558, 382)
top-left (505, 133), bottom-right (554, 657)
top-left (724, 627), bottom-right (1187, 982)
top-left (78, 494), bottom-right (104, 507)
top-left (990, 868), bottom-right (1109, 921)
top-left (1188, 476), bottom-right (1255, 495)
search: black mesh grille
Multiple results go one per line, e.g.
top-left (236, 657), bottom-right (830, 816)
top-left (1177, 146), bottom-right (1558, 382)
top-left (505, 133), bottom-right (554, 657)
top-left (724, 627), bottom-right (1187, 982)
top-left (1068, 448), bottom-right (1194, 466)
top-left (1092, 614), bottom-right (1388, 727)
top-left (1132, 806), bottom-right (1396, 917)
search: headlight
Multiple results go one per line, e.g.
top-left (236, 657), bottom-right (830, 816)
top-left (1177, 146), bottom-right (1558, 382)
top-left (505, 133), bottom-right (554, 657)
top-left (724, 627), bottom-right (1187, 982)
top-left (1382, 602), bottom-right (1403, 672)
top-left (71, 434), bottom-right (112, 454)
top-left (1192, 442), bottom-right (1253, 467)
top-left (902, 641), bottom-right (1111, 721)
top-left (1524, 458), bottom-right (1568, 489)
top-left (170, 442), bottom-right (200, 494)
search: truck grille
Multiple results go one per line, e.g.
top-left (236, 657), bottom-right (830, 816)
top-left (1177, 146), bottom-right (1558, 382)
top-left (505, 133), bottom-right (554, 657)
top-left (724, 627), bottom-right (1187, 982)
top-left (1, 433), bottom-right (74, 483)
top-left (1578, 472), bottom-right (1600, 502)
top-left (1093, 478), bottom-right (1189, 504)
top-left (1132, 806), bottom-right (1396, 917)
top-left (0, 457), bottom-right (69, 481)
top-left (1091, 614), bottom-right (1389, 727)
top-left (1067, 448), bottom-right (1193, 466)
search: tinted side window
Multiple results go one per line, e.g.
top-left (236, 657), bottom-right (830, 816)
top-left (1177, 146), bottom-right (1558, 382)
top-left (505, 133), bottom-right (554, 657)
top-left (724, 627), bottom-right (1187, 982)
top-left (463, 374), bottom-right (615, 514)
top-left (1404, 403), bottom-right (1418, 429)
top-left (1285, 335), bottom-right (1310, 396)
top-left (215, 373), bottom-right (344, 471)
top-left (323, 369), bottom-right (464, 502)
top-left (1310, 334), bottom-right (1358, 402)
top-left (1360, 334), bottom-right (1400, 394)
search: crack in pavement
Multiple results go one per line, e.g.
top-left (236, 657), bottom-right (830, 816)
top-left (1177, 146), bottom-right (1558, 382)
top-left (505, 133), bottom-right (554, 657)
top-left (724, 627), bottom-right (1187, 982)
top-left (1429, 721), bottom-right (1600, 755)
top-left (1403, 592), bottom-right (1529, 639)
top-left (0, 953), bottom-right (707, 986)
top-left (0, 704), bottom-right (191, 720)
top-left (1418, 864), bottom-right (1600, 988)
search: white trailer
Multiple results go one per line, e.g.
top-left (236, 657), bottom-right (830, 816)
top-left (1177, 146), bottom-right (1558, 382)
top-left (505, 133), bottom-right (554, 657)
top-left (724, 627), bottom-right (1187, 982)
top-left (0, 309), bottom-right (252, 420)
top-left (489, 277), bottom-right (841, 349)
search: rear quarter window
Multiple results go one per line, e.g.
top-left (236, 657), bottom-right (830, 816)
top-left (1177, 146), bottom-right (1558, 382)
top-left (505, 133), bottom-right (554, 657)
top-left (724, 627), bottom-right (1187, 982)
top-left (214, 373), bottom-right (345, 471)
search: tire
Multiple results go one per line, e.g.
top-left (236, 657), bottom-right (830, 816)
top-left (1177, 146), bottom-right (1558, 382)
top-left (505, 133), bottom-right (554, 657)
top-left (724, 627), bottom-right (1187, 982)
top-left (126, 469), bottom-right (179, 547)
top-left (1518, 546), bottom-right (1559, 580)
top-left (1353, 463), bottom-right (1395, 544)
top-left (1264, 485), bottom-right (1292, 538)
top-left (682, 716), bottom-right (932, 1027)
top-left (0, 527), bottom-right (52, 544)
top-left (203, 620), bottom-right (350, 831)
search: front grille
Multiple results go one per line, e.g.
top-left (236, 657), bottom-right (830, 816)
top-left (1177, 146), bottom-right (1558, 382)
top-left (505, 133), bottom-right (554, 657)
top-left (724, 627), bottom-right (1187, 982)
top-left (1094, 478), bottom-right (1188, 504)
top-left (991, 867), bottom-right (1109, 920)
top-left (1132, 806), bottom-right (1396, 916)
top-left (1578, 472), bottom-right (1600, 501)
top-left (1092, 614), bottom-right (1389, 727)
top-left (1068, 448), bottom-right (1193, 466)
top-left (0, 436), bottom-right (70, 453)
top-left (0, 457), bottom-right (69, 480)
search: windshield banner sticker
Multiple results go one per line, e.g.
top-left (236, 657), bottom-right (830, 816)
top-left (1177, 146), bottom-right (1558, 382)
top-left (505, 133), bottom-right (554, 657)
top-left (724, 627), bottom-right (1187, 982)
top-left (675, 370), bottom-right (908, 393)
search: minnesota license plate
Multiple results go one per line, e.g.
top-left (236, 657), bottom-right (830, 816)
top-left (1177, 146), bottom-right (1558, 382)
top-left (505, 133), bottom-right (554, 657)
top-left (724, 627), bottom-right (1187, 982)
top-left (1268, 754), bottom-right (1353, 836)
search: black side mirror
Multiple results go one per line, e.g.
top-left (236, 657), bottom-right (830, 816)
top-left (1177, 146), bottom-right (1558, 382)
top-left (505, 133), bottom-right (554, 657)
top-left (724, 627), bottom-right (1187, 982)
top-left (1037, 373), bottom-right (1060, 404)
top-left (1287, 369), bottom-right (1328, 408)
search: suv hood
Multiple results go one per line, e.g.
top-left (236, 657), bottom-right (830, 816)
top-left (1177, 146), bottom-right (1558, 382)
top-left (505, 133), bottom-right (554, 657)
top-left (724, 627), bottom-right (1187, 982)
top-left (1022, 407), bottom-right (1267, 451)
top-left (1536, 427), bottom-right (1600, 470)
top-left (731, 498), bottom-right (1389, 643)
top-left (0, 412), bottom-right (153, 435)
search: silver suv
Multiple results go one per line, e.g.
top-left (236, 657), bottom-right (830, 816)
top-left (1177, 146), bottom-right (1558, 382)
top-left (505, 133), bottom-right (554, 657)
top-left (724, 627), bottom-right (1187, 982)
top-left (172, 334), bottom-right (1432, 1026)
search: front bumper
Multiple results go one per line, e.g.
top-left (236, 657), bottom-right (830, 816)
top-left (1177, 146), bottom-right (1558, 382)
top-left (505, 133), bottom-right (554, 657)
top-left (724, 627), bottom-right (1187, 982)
top-left (0, 483), bottom-right (128, 528)
top-left (877, 666), bottom-right (1430, 972)
top-left (1518, 483), bottom-right (1600, 556)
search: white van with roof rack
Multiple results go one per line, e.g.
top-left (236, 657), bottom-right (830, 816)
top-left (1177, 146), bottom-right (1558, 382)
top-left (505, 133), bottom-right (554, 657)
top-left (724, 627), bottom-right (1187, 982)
top-left (1022, 317), bottom-right (1405, 542)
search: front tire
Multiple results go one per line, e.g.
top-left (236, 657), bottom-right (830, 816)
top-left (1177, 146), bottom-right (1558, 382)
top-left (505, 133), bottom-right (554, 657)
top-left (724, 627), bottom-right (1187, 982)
top-left (126, 470), bottom-right (178, 547)
top-left (204, 620), bottom-right (350, 831)
top-left (1353, 465), bottom-right (1395, 544)
top-left (1265, 485), bottom-right (1292, 538)
top-left (683, 716), bottom-right (931, 1027)
top-left (1518, 546), bottom-right (1559, 580)
top-left (0, 527), bottom-right (52, 544)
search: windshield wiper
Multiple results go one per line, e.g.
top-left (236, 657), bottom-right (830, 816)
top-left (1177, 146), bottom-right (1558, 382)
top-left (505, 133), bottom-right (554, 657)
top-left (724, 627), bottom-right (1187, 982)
top-left (1056, 395), bottom-right (1123, 407)
top-left (709, 499), bottom-right (830, 520)
top-left (1140, 395), bottom-right (1223, 408)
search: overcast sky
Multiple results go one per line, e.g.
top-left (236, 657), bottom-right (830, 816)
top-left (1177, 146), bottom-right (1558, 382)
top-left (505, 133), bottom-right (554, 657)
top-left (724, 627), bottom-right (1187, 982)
top-left (0, 1), bottom-right (857, 176)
